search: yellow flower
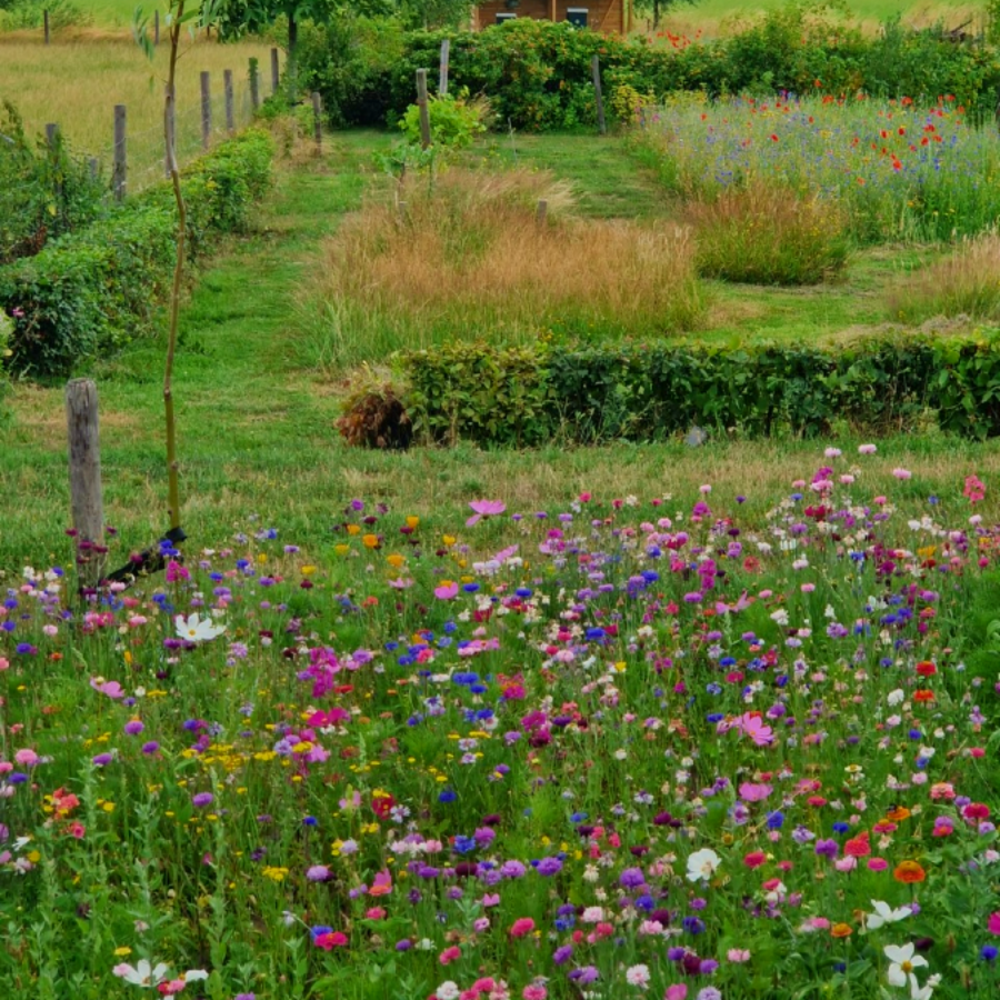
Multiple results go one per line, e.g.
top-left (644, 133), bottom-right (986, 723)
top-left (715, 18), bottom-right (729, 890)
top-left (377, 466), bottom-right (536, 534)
top-left (114, 946), bottom-right (132, 957)
top-left (334, 544), bottom-right (350, 556)
top-left (386, 553), bottom-right (406, 569)
top-left (406, 516), bottom-right (419, 529)
top-left (362, 534), bottom-right (380, 549)
top-left (346, 524), bottom-right (361, 536)
top-left (262, 866), bottom-right (289, 882)
top-left (442, 535), bottom-right (456, 546)
top-left (301, 565), bottom-right (317, 576)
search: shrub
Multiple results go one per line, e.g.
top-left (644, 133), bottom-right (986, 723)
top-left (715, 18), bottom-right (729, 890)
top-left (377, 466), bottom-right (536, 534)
top-left (336, 366), bottom-right (413, 450)
top-left (399, 334), bottom-right (1000, 445)
top-left (886, 232), bottom-right (1000, 324)
top-left (0, 101), bottom-right (105, 265)
top-left (0, 129), bottom-right (274, 377)
top-left (686, 185), bottom-right (849, 285)
top-left (397, 91), bottom-right (491, 149)
top-left (308, 166), bottom-right (706, 369)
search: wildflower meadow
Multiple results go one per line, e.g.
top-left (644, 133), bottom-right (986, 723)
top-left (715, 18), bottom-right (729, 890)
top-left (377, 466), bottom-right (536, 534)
top-left (3, 448), bottom-right (1000, 1000)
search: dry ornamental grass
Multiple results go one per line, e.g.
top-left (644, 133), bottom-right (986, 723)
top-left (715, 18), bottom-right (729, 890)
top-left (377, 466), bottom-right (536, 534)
top-left (311, 166), bottom-right (707, 366)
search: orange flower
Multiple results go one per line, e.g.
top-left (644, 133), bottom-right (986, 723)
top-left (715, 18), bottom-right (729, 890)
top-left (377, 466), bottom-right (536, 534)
top-left (915, 662), bottom-right (936, 677)
top-left (893, 860), bottom-right (926, 884)
top-left (830, 923), bottom-right (853, 938)
top-left (913, 690), bottom-right (935, 703)
top-left (886, 807), bottom-right (911, 822)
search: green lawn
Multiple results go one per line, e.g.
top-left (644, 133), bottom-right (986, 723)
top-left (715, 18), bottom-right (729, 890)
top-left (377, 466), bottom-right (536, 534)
top-left (2, 129), bottom-right (999, 572)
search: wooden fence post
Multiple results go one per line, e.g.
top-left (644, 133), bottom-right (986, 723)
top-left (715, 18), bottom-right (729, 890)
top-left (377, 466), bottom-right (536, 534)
top-left (224, 69), bottom-right (234, 131)
top-left (270, 47), bottom-right (280, 96)
top-left (66, 379), bottom-right (105, 590)
top-left (113, 104), bottom-right (126, 201)
top-left (536, 199), bottom-right (548, 227)
top-left (311, 91), bottom-right (322, 151)
top-left (44, 8), bottom-right (49, 44)
top-left (249, 57), bottom-right (260, 110)
top-left (88, 157), bottom-right (98, 181)
top-left (439, 39), bottom-right (450, 96)
top-left (200, 71), bottom-right (211, 150)
top-left (592, 54), bottom-right (606, 135)
top-left (416, 68), bottom-right (431, 149)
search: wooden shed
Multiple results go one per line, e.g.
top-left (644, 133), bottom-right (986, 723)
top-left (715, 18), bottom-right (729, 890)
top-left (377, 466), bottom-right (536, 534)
top-left (473, 0), bottom-right (629, 35)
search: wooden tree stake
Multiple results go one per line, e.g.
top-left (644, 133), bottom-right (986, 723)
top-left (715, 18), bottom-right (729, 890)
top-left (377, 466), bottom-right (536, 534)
top-left (66, 379), bottom-right (105, 589)
top-left (592, 54), bottom-right (606, 135)
top-left (416, 68), bottom-right (431, 149)
top-left (439, 39), bottom-right (450, 96)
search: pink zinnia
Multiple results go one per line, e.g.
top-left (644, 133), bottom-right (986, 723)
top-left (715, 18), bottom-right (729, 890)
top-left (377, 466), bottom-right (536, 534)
top-left (510, 917), bottom-right (535, 938)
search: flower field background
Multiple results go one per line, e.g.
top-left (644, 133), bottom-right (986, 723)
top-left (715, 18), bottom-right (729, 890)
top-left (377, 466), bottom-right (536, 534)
top-left (9, 3), bottom-right (1000, 997)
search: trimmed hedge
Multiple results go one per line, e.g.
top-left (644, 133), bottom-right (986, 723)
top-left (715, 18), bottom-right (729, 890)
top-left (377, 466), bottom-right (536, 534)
top-left (0, 128), bottom-right (274, 378)
top-left (400, 336), bottom-right (1000, 445)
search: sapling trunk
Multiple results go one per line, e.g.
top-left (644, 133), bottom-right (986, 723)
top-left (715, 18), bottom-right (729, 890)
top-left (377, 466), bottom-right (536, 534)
top-left (164, 3), bottom-right (185, 532)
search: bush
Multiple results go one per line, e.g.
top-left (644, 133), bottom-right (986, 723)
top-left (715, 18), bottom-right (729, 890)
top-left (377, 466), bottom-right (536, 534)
top-left (0, 129), bottom-right (274, 378)
top-left (686, 186), bottom-right (849, 285)
top-left (397, 91), bottom-right (490, 149)
top-left (0, 101), bottom-right (106, 264)
top-left (297, 12), bottom-right (1000, 133)
top-left (399, 334), bottom-right (1000, 445)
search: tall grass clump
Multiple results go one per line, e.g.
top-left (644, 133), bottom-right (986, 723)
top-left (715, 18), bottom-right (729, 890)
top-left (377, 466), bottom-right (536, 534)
top-left (686, 184), bottom-right (849, 285)
top-left (887, 229), bottom-right (1000, 323)
top-left (633, 93), bottom-right (1000, 244)
top-left (307, 167), bottom-right (706, 369)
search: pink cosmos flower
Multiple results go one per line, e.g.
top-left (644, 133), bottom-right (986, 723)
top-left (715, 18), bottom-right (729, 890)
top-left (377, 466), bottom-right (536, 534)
top-left (737, 713), bottom-right (774, 747)
top-left (892, 468), bottom-right (912, 480)
top-left (434, 581), bottom-right (459, 600)
top-left (90, 677), bottom-right (125, 699)
top-left (858, 444), bottom-right (877, 454)
top-left (727, 949), bottom-right (751, 962)
top-left (665, 986), bottom-right (688, 1000)
top-left (466, 500), bottom-right (506, 527)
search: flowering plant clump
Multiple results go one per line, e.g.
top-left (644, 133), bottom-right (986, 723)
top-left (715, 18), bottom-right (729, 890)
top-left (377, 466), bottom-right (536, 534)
top-left (2, 459), bottom-right (1000, 997)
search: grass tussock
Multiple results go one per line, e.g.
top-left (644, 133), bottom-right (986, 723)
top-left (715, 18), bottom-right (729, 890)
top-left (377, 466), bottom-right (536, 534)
top-left (686, 185), bottom-right (850, 286)
top-left (886, 230), bottom-right (1000, 325)
top-left (308, 167), bottom-right (706, 370)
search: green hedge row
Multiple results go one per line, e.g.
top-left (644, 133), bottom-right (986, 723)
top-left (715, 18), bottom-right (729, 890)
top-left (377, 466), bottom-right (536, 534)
top-left (400, 336), bottom-right (1000, 445)
top-left (298, 14), bottom-right (1000, 132)
top-left (0, 128), bottom-right (274, 378)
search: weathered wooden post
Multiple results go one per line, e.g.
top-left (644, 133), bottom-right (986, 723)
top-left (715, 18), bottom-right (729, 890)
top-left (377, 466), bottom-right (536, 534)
top-left (270, 47), bottom-right (280, 96)
top-left (311, 91), bottom-right (322, 151)
top-left (416, 68), bottom-right (431, 149)
top-left (536, 199), bottom-right (548, 227)
top-left (439, 39), bottom-right (450, 96)
top-left (249, 57), bottom-right (260, 110)
top-left (113, 104), bottom-right (126, 201)
top-left (592, 54), bottom-right (606, 135)
top-left (45, 122), bottom-right (58, 149)
top-left (154, 10), bottom-right (159, 45)
top-left (43, 8), bottom-right (49, 44)
top-left (224, 69), bottom-right (235, 132)
top-left (88, 157), bottom-right (99, 181)
top-left (200, 71), bottom-right (211, 149)
top-left (66, 379), bottom-right (105, 589)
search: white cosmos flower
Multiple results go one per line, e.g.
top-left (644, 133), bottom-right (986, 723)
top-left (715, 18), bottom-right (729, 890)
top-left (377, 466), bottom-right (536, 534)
top-left (884, 943), bottom-right (928, 989)
top-left (112, 960), bottom-right (170, 986)
top-left (866, 899), bottom-right (911, 930)
top-left (686, 847), bottom-right (721, 883)
top-left (174, 613), bottom-right (226, 643)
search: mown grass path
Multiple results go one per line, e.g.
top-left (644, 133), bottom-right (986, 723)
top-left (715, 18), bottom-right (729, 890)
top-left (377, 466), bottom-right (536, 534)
top-left (2, 130), bottom-right (999, 572)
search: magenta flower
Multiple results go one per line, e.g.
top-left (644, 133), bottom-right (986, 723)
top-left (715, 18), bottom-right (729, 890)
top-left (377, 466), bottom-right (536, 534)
top-left (434, 581), bottom-right (459, 600)
top-left (466, 500), bottom-right (506, 527)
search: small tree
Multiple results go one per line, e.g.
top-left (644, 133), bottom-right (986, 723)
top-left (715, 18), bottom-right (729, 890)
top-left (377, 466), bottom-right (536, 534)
top-left (215, 0), bottom-right (337, 100)
top-left (631, 0), bottom-right (698, 31)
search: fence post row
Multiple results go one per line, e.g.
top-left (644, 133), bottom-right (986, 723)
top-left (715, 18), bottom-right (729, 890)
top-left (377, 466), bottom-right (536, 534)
top-left (200, 71), bottom-right (211, 150)
top-left (113, 104), bottom-right (126, 201)
top-left (439, 39), bottom-right (450, 96)
top-left (224, 69), bottom-right (235, 132)
top-left (416, 68), bottom-right (431, 149)
top-left (249, 57), bottom-right (260, 110)
top-left (592, 54), bottom-right (606, 136)
top-left (311, 91), bottom-right (322, 151)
